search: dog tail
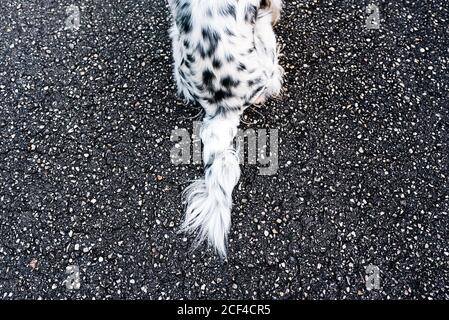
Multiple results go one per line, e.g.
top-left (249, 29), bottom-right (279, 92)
top-left (180, 111), bottom-right (241, 258)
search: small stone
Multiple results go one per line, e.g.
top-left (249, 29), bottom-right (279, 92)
top-left (29, 258), bottom-right (38, 270)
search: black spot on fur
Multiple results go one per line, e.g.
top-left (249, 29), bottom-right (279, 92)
top-left (220, 4), bottom-right (236, 19)
top-left (181, 58), bottom-right (191, 69)
top-left (186, 53), bottom-right (195, 63)
top-left (201, 27), bottom-right (221, 57)
top-left (248, 77), bottom-right (262, 87)
top-left (202, 69), bottom-right (215, 90)
top-left (260, 0), bottom-right (271, 9)
top-left (244, 4), bottom-right (258, 24)
top-left (224, 28), bottom-right (235, 37)
top-left (237, 62), bottom-right (247, 71)
top-left (204, 153), bottom-right (215, 169)
top-left (214, 90), bottom-right (227, 102)
top-left (212, 58), bottom-right (222, 69)
top-left (211, 89), bottom-right (233, 103)
top-left (197, 44), bottom-right (207, 59)
top-left (221, 76), bottom-right (240, 88)
top-left (175, 3), bottom-right (192, 33)
top-left (225, 54), bottom-right (235, 62)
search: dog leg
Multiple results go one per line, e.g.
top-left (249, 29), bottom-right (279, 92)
top-left (253, 8), bottom-right (284, 101)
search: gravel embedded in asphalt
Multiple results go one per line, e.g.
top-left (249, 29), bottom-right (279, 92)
top-left (0, 0), bottom-right (448, 299)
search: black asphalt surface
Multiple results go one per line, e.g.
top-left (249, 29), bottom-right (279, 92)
top-left (0, 0), bottom-right (448, 299)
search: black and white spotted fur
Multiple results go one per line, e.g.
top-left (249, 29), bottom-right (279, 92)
top-left (168, 0), bottom-right (283, 258)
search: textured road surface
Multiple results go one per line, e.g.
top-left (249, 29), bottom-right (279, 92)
top-left (0, 0), bottom-right (448, 299)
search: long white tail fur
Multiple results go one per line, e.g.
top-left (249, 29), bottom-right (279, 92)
top-left (180, 112), bottom-right (240, 258)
